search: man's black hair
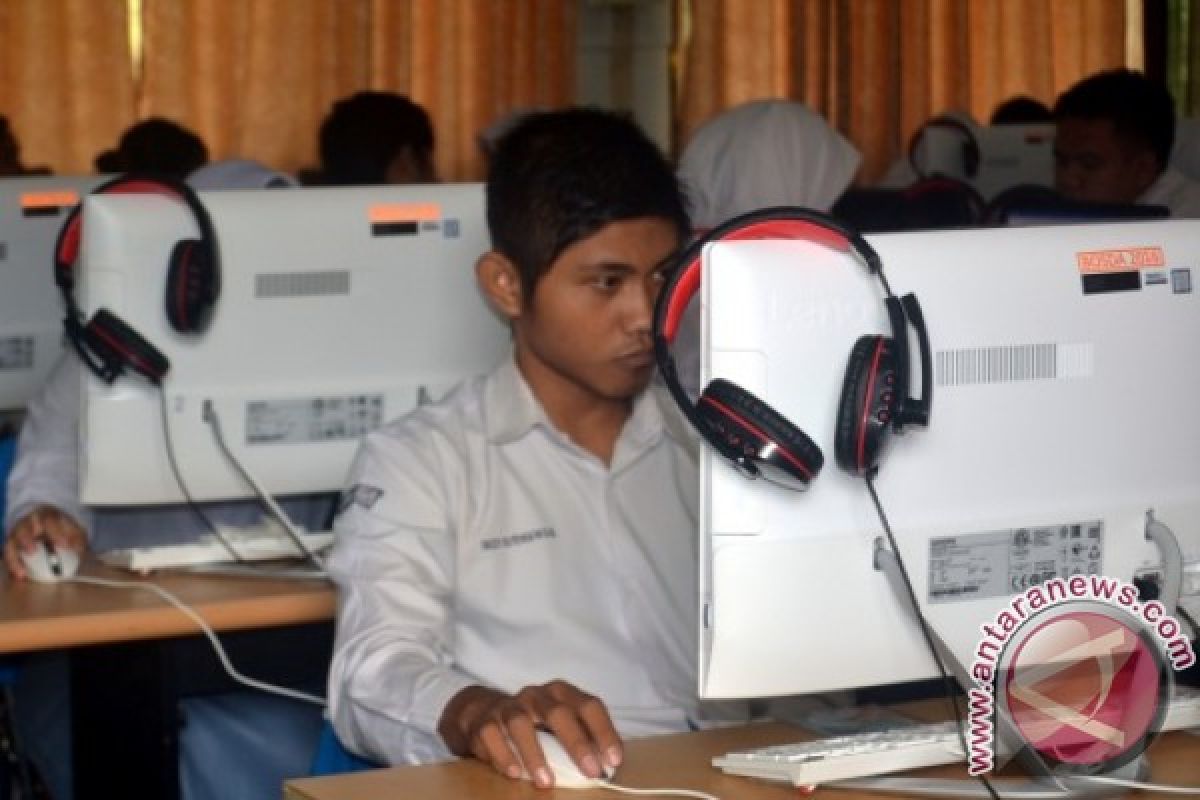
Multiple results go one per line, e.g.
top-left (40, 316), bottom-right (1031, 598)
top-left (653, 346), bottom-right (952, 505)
top-left (990, 95), bottom-right (1051, 126)
top-left (112, 117), bottom-right (209, 179)
top-left (317, 91), bottom-right (434, 185)
top-left (486, 107), bottom-right (689, 298)
top-left (1053, 69), bottom-right (1176, 168)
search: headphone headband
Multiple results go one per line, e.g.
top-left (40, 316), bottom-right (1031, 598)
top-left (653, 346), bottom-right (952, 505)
top-left (653, 206), bottom-right (932, 486)
top-left (54, 173), bottom-right (222, 384)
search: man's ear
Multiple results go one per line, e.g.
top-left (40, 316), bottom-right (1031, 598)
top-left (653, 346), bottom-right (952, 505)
top-left (476, 251), bottom-right (523, 320)
top-left (1129, 149), bottom-right (1163, 196)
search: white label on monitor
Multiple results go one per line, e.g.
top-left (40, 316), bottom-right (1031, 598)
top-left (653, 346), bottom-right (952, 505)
top-left (0, 336), bottom-right (33, 371)
top-left (928, 520), bottom-right (1104, 603)
top-left (245, 394), bottom-right (384, 445)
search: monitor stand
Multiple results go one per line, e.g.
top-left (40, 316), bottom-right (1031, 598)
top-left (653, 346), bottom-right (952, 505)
top-left (862, 534), bottom-right (1170, 800)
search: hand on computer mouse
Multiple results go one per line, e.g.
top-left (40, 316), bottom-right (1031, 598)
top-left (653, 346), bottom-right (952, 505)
top-left (4, 505), bottom-right (86, 581)
top-left (20, 537), bottom-right (81, 583)
top-left (438, 681), bottom-right (623, 788)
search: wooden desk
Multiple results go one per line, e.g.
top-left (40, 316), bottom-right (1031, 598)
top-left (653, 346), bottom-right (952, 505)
top-left (0, 559), bottom-right (336, 800)
top-left (284, 721), bottom-right (1200, 800)
top-left (0, 560), bottom-right (335, 652)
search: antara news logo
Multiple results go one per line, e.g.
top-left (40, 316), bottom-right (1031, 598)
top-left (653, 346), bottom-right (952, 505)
top-left (967, 574), bottom-right (1195, 776)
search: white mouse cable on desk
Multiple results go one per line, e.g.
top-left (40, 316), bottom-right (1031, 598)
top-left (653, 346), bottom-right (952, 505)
top-left (64, 574), bottom-right (326, 707)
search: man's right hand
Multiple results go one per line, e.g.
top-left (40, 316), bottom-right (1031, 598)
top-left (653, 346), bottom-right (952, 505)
top-left (4, 506), bottom-right (86, 580)
top-left (437, 680), bottom-right (623, 788)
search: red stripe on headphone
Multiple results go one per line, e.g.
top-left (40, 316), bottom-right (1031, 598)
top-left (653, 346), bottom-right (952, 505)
top-left (663, 219), bottom-right (851, 342)
top-left (89, 324), bottom-right (161, 379)
top-left (176, 243), bottom-right (191, 326)
top-left (699, 394), bottom-right (813, 480)
top-left (856, 338), bottom-right (887, 471)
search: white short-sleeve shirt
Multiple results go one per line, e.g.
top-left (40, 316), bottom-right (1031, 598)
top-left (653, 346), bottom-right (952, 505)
top-left (326, 355), bottom-right (726, 765)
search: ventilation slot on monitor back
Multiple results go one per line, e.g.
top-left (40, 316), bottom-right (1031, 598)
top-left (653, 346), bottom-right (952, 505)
top-left (255, 270), bottom-right (350, 299)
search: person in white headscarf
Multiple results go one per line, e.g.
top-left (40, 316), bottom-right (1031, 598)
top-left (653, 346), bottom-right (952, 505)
top-left (677, 99), bottom-right (861, 228)
top-left (186, 157), bottom-right (298, 190)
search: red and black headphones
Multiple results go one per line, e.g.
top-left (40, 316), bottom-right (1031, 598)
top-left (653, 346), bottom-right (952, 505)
top-left (653, 207), bottom-right (932, 489)
top-left (54, 174), bottom-right (221, 384)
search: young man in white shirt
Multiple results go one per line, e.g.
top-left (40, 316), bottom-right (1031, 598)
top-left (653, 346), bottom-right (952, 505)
top-left (1054, 68), bottom-right (1200, 217)
top-left (327, 108), bottom-right (721, 787)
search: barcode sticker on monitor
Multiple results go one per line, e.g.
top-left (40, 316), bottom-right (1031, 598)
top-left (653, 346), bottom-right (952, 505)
top-left (0, 336), bottom-right (34, 371)
top-left (935, 342), bottom-right (1092, 387)
top-left (245, 394), bottom-right (384, 445)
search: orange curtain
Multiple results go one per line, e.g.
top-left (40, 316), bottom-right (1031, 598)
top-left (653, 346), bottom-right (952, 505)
top-left (138, 0), bottom-right (577, 181)
top-left (678, 0), bottom-right (1131, 183)
top-left (0, 0), bottom-right (135, 175)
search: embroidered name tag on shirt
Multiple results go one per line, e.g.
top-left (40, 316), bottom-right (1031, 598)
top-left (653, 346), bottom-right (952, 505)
top-left (338, 484), bottom-right (384, 514)
top-left (481, 527), bottom-right (556, 551)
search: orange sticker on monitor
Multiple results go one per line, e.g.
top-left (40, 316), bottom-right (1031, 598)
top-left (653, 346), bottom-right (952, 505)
top-left (368, 203), bottom-right (442, 224)
top-left (1076, 247), bottom-right (1165, 274)
top-left (21, 190), bottom-right (80, 210)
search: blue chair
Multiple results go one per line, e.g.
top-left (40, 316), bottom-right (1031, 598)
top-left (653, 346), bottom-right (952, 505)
top-left (0, 433), bottom-right (36, 799)
top-left (309, 719), bottom-right (379, 776)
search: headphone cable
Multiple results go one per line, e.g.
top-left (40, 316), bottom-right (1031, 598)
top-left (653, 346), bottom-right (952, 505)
top-left (864, 470), bottom-right (1002, 800)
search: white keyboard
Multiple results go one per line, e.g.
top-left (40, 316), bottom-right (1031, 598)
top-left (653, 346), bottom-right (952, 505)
top-left (98, 523), bottom-right (334, 572)
top-left (714, 721), bottom-right (964, 786)
top-left (715, 687), bottom-right (1200, 787)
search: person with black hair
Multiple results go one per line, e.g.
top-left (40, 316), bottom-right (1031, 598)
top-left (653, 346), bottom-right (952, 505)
top-left (93, 117), bottom-right (209, 178)
top-left (0, 115), bottom-right (50, 176)
top-left (1053, 68), bottom-right (1200, 216)
top-left (309, 91), bottom-right (435, 185)
top-left (327, 108), bottom-right (742, 785)
top-left (989, 95), bottom-right (1051, 126)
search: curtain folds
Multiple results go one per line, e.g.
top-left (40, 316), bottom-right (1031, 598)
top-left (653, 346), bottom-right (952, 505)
top-left (678, 0), bottom-right (1131, 183)
top-left (138, 0), bottom-right (577, 181)
top-left (0, 0), bottom-right (134, 175)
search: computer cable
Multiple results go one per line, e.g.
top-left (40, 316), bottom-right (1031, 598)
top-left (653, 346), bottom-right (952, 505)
top-left (201, 399), bottom-right (326, 573)
top-left (591, 785), bottom-right (720, 799)
top-left (1083, 775), bottom-right (1200, 795)
top-left (864, 469), bottom-right (1004, 800)
top-left (156, 386), bottom-right (246, 564)
top-left (69, 574), bottom-right (326, 706)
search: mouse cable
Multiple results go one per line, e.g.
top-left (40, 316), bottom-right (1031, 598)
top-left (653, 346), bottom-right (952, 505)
top-left (70, 574), bottom-right (326, 707)
top-left (594, 783), bottom-right (719, 800)
top-left (156, 386), bottom-right (246, 564)
top-left (201, 399), bottom-right (326, 572)
top-left (864, 470), bottom-right (1004, 800)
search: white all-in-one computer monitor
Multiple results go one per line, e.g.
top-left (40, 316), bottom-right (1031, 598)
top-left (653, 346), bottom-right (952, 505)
top-left (75, 184), bottom-right (508, 505)
top-left (914, 124), bottom-right (1055, 201)
top-left (0, 175), bottom-right (108, 411)
top-left (698, 220), bottom-right (1200, 701)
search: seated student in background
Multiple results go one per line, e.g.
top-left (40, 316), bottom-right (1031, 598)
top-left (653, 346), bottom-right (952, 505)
top-left (92, 116), bottom-right (209, 178)
top-left (327, 108), bottom-right (746, 785)
top-left (1053, 68), bottom-right (1200, 217)
top-left (988, 94), bottom-right (1051, 126)
top-left (3, 160), bottom-right (328, 800)
top-left (677, 99), bottom-right (861, 228)
top-left (299, 91), bottom-right (436, 186)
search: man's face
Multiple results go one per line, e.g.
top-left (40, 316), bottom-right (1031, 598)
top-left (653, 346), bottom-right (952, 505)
top-left (1054, 117), bottom-right (1159, 204)
top-left (513, 217), bottom-right (679, 405)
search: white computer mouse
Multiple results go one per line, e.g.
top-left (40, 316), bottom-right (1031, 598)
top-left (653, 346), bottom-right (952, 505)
top-left (524, 731), bottom-right (614, 789)
top-left (21, 539), bottom-right (81, 583)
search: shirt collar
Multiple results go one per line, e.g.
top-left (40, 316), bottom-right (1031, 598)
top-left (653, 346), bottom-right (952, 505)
top-left (482, 354), bottom-right (693, 454)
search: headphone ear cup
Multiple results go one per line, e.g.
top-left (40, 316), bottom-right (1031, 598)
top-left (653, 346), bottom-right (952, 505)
top-left (84, 309), bottom-right (171, 384)
top-left (697, 378), bottom-right (823, 488)
top-left (835, 335), bottom-right (900, 475)
top-left (165, 238), bottom-right (218, 333)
